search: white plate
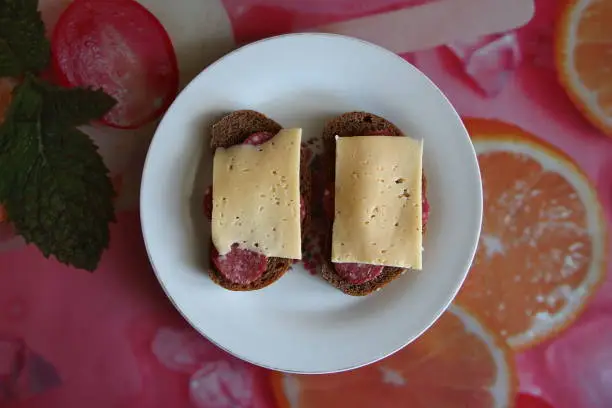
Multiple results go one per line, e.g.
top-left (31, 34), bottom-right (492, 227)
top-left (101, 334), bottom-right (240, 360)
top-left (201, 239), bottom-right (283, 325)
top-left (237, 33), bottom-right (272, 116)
top-left (141, 33), bottom-right (482, 374)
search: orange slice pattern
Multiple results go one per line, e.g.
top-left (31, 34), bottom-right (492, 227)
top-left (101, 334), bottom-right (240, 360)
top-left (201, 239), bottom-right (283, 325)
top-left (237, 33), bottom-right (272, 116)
top-left (270, 305), bottom-right (516, 408)
top-left (556, 0), bottom-right (612, 135)
top-left (457, 118), bottom-right (607, 350)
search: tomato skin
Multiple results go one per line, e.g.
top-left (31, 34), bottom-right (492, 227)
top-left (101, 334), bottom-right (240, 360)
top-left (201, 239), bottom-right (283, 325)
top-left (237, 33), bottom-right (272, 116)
top-left (50, 0), bottom-right (179, 129)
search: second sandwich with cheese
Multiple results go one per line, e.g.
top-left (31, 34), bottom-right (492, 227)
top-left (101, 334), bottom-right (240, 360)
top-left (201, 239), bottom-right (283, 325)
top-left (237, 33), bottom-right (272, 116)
top-left (320, 112), bottom-right (429, 296)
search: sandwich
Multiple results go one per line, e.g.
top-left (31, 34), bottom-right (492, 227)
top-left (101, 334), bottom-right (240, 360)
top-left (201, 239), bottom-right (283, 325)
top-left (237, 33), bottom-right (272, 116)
top-left (206, 110), bottom-right (310, 291)
top-left (319, 112), bottom-right (429, 296)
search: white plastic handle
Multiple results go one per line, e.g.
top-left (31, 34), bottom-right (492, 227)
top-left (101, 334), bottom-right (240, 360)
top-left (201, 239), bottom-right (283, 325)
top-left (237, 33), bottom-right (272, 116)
top-left (310, 0), bottom-right (535, 53)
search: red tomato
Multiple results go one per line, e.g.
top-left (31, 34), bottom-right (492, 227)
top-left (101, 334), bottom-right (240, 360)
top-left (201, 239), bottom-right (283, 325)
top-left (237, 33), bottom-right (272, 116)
top-left (51, 0), bottom-right (179, 129)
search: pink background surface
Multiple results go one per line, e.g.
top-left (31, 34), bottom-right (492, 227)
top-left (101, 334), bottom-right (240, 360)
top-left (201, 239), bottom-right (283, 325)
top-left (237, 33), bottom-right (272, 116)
top-left (1, 0), bottom-right (611, 407)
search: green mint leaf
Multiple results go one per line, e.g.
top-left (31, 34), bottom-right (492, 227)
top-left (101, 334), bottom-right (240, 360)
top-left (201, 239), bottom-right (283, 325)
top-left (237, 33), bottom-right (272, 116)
top-left (39, 83), bottom-right (117, 126)
top-left (0, 38), bottom-right (21, 76)
top-left (0, 78), bottom-right (43, 200)
top-left (0, 78), bottom-right (116, 271)
top-left (0, 0), bottom-right (50, 76)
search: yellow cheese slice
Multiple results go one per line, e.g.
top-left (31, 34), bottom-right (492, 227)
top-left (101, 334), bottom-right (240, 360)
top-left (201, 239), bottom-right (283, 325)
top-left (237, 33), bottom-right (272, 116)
top-left (332, 136), bottom-right (423, 269)
top-left (212, 129), bottom-right (302, 259)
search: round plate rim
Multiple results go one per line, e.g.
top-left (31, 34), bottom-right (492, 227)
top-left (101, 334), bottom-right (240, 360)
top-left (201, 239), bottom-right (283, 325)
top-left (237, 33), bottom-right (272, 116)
top-left (140, 32), bottom-right (483, 374)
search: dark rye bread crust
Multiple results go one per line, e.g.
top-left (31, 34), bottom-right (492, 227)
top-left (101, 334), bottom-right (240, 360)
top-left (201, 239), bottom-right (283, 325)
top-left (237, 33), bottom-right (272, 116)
top-left (321, 111), bottom-right (403, 143)
top-left (208, 110), bottom-right (311, 291)
top-left (321, 112), bottom-right (415, 296)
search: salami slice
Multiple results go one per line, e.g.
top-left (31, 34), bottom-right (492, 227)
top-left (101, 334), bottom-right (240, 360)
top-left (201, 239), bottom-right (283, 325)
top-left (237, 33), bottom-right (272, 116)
top-left (243, 131), bottom-right (274, 145)
top-left (51, 0), bottom-right (179, 129)
top-left (211, 244), bottom-right (267, 285)
top-left (334, 263), bottom-right (384, 284)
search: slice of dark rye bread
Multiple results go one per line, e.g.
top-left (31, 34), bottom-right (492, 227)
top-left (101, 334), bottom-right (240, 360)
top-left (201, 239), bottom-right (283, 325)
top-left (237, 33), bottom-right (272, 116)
top-left (320, 111), bottom-right (416, 296)
top-left (207, 110), bottom-right (311, 291)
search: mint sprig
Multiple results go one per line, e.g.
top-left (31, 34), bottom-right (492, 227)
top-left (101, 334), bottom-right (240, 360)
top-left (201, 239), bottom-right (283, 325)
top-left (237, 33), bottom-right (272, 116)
top-left (39, 83), bottom-right (117, 126)
top-left (0, 0), bottom-right (117, 271)
top-left (0, 0), bottom-right (50, 75)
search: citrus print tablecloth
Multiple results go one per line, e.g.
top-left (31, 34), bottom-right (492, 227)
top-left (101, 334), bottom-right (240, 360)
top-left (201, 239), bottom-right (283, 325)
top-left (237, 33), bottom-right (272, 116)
top-left (1, 0), bottom-right (611, 407)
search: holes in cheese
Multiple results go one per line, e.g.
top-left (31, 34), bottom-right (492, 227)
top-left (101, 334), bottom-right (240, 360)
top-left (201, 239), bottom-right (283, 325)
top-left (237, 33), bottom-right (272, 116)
top-left (331, 136), bottom-right (423, 269)
top-left (211, 129), bottom-right (302, 259)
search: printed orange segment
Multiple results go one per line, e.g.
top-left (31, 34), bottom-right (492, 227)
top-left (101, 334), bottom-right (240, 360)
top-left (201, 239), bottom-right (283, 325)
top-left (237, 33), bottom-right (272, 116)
top-left (556, 0), bottom-right (612, 134)
top-left (457, 118), bottom-right (607, 350)
top-left (271, 305), bottom-right (516, 408)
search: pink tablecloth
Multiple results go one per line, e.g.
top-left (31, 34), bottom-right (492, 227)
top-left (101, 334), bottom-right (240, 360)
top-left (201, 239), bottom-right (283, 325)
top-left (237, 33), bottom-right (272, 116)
top-left (1, 0), bottom-right (611, 407)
